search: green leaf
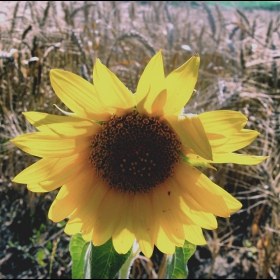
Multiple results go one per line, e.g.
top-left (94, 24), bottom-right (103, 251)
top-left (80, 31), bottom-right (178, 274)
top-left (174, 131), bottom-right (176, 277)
top-left (166, 240), bottom-right (196, 279)
top-left (85, 238), bottom-right (132, 279)
top-left (36, 248), bottom-right (46, 267)
top-left (69, 233), bottom-right (90, 279)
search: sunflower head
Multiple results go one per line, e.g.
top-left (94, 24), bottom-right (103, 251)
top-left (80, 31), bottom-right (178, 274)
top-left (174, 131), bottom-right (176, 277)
top-left (10, 50), bottom-right (268, 257)
top-left (89, 111), bottom-right (182, 193)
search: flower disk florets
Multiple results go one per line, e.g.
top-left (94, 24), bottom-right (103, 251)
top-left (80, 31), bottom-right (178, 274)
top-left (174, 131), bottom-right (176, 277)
top-left (90, 111), bottom-right (182, 193)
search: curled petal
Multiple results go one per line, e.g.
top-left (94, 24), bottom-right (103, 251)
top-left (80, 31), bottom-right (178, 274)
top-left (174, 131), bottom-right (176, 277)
top-left (163, 114), bottom-right (212, 160)
top-left (199, 110), bottom-right (248, 136)
top-left (212, 129), bottom-right (260, 153)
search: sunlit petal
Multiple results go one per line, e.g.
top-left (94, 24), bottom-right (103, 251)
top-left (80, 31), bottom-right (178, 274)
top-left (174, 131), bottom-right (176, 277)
top-left (13, 149), bottom-right (89, 185)
top-left (26, 159), bottom-right (88, 192)
top-left (183, 224), bottom-right (207, 245)
top-left (212, 129), bottom-right (260, 152)
top-left (155, 226), bottom-right (175, 255)
top-left (10, 132), bottom-right (91, 158)
top-left (23, 112), bottom-right (102, 137)
top-left (199, 110), bottom-right (248, 136)
top-left (93, 59), bottom-right (135, 116)
top-left (136, 50), bottom-right (167, 116)
top-left (211, 153), bottom-right (269, 165)
top-left (164, 55), bottom-right (200, 115)
top-left (50, 69), bottom-right (111, 121)
top-left (112, 192), bottom-right (135, 255)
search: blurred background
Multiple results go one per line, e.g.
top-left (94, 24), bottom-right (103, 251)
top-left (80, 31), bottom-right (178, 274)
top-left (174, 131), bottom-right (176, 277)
top-left (0, 1), bottom-right (279, 279)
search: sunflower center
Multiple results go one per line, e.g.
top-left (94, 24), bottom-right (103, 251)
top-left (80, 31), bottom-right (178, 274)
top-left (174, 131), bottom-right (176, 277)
top-left (89, 111), bottom-right (182, 193)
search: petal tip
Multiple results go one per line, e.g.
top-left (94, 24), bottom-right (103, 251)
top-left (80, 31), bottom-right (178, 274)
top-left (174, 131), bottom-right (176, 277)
top-left (192, 54), bottom-right (200, 65)
top-left (11, 177), bottom-right (18, 183)
top-left (49, 68), bottom-right (58, 77)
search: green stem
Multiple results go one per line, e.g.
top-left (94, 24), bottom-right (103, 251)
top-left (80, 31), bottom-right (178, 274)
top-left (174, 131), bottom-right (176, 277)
top-left (119, 241), bottom-right (141, 279)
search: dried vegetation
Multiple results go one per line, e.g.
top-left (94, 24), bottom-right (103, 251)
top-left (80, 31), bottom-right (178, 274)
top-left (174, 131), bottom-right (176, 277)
top-left (0, 1), bottom-right (279, 279)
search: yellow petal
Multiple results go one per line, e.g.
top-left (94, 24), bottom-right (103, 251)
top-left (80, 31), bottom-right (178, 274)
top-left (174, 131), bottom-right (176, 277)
top-left (64, 209), bottom-right (83, 236)
top-left (136, 50), bottom-right (167, 116)
top-left (212, 129), bottom-right (260, 153)
top-left (64, 180), bottom-right (109, 235)
top-left (164, 55), bottom-right (200, 115)
top-left (64, 216), bottom-right (83, 236)
top-left (182, 162), bottom-right (242, 214)
top-left (164, 178), bottom-right (217, 229)
top-left (50, 69), bottom-right (111, 121)
top-left (10, 132), bottom-right (91, 158)
top-left (173, 162), bottom-right (231, 217)
top-left (155, 226), bottom-right (175, 255)
top-left (82, 228), bottom-right (93, 242)
top-left (218, 191), bottom-right (243, 214)
top-left (113, 231), bottom-right (135, 255)
top-left (93, 59), bottom-right (135, 116)
top-left (206, 133), bottom-right (229, 149)
top-left (12, 149), bottom-right (89, 185)
top-left (79, 184), bottom-right (111, 233)
top-left (179, 202), bottom-right (218, 230)
top-left (211, 153), bottom-right (269, 165)
top-left (91, 189), bottom-right (124, 246)
top-left (180, 146), bottom-right (216, 170)
top-left (113, 192), bottom-right (135, 255)
top-left (152, 186), bottom-right (185, 247)
top-left (23, 112), bottom-right (102, 137)
top-left (48, 165), bottom-right (96, 222)
top-left (199, 110), bottom-right (248, 136)
top-left (163, 114), bottom-right (213, 160)
top-left (132, 193), bottom-right (155, 258)
top-left (183, 224), bottom-right (207, 245)
top-left (26, 159), bottom-right (87, 192)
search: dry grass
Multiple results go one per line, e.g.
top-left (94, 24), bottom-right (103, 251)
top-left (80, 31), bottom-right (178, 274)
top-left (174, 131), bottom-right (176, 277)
top-left (0, 1), bottom-right (279, 279)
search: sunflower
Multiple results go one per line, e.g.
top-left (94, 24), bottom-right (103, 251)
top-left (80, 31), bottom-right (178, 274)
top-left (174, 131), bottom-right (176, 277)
top-left (11, 50), bottom-right (267, 258)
